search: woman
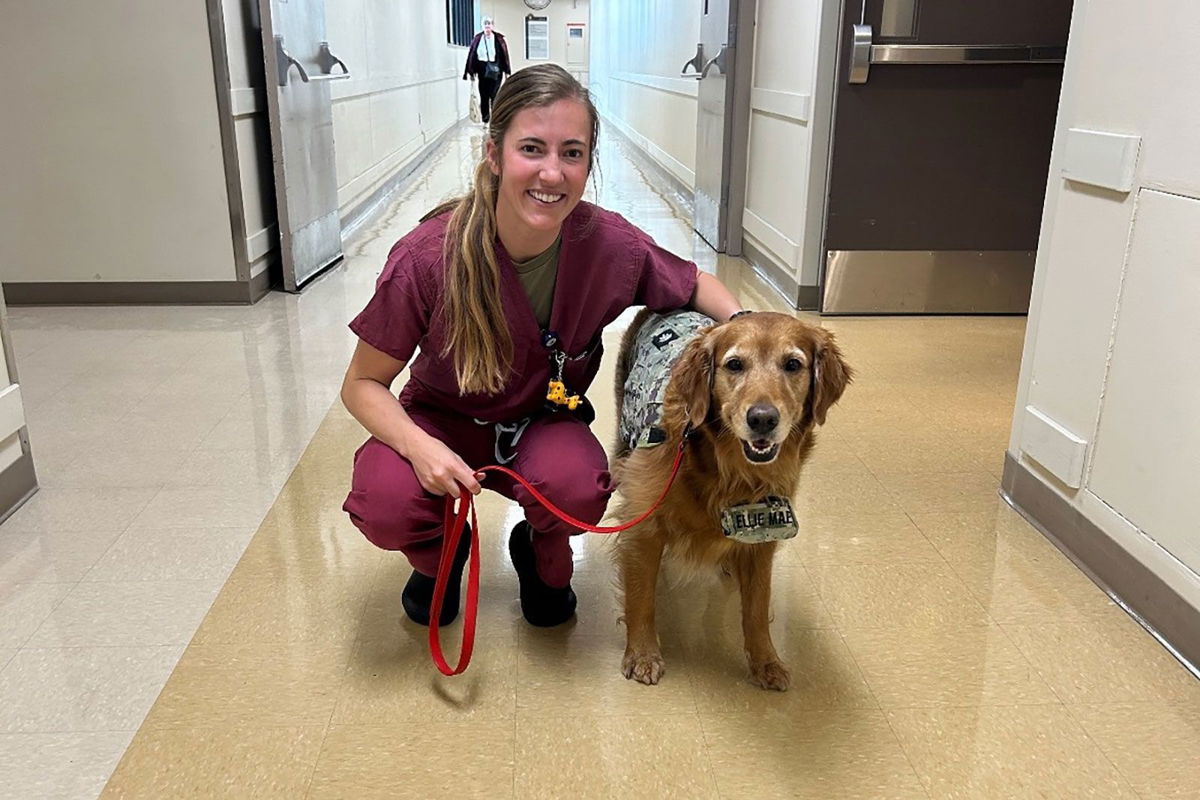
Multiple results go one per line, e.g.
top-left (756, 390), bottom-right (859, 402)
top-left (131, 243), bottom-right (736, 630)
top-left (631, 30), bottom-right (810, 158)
top-left (341, 64), bottom-right (742, 630)
top-left (462, 17), bottom-right (511, 125)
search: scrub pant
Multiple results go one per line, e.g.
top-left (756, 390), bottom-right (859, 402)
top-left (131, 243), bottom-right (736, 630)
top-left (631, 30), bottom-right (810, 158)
top-left (343, 408), bottom-right (613, 589)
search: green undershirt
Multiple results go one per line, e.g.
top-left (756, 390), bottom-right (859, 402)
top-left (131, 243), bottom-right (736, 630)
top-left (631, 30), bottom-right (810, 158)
top-left (511, 236), bottom-right (561, 329)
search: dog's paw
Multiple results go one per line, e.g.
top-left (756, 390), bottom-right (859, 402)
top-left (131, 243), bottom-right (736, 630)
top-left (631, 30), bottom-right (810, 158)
top-left (749, 659), bottom-right (791, 691)
top-left (622, 650), bottom-right (666, 685)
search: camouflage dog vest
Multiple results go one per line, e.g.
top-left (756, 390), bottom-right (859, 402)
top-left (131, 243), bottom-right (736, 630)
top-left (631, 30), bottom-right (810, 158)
top-left (618, 310), bottom-right (714, 450)
top-left (619, 310), bottom-right (799, 545)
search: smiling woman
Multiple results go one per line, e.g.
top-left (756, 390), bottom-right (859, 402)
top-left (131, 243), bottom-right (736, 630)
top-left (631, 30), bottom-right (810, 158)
top-left (338, 63), bottom-right (743, 636)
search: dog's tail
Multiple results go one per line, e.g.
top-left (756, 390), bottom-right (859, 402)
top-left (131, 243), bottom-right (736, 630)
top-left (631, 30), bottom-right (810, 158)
top-left (612, 307), bottom-right (657, 459)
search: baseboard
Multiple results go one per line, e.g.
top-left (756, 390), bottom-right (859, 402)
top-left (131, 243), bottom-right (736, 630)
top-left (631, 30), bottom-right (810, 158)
top-left (598, 113), bottom-right (695, 221)
top-left (341, 121), bottom-right (467, 242)
top-left (741, 239), bottom-right (820, 311)
top-left (249, 265), bottom-right (272, 303)
top-left (0, 449), bottom-right (37, 525)
top-left (1002, 451), bottom-right (1200, 677)
top-left (3, 279), bottom-right (267, 306)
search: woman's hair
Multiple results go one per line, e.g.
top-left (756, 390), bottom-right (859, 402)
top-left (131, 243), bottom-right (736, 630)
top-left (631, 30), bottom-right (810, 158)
top-left (481, 16), bottom-right (493, 26)
top-left (422, 64), bottom-right (600, 396)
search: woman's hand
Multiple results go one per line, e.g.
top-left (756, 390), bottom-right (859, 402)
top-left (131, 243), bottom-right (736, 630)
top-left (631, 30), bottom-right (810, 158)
top-left (341, 340), bottom-right (483, 498)
top-left (404, 429), bottom-right (484, 497)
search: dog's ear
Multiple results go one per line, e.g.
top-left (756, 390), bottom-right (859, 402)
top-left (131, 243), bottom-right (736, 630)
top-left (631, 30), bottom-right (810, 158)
top-left (809, 328), bottom-right (851, 426)
top-left (673, 331), bottom-right (716, 429)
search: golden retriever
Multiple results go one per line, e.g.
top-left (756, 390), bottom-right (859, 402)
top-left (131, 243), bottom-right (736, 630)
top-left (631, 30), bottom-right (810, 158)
top-left (611, 310), bottom-right (851, 690)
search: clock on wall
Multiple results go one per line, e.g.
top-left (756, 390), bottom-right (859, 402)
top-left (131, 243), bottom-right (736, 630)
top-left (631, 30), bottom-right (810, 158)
top-left (524, 0), bottom-right (551, 10)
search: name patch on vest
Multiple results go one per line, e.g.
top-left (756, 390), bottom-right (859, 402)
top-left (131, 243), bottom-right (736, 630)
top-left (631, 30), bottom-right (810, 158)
top-left (720, 496), bottom-right (798, 544)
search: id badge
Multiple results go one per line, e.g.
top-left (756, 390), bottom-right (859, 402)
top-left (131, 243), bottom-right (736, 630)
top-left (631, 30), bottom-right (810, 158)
top-left (720, 496), bottom-right (798, 544)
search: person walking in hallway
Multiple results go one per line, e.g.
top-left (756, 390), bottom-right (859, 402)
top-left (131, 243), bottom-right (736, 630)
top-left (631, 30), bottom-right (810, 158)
top-left (463, 16), bottom-right (511, 125)
top-left (341, 65), bottom-right (742, 631)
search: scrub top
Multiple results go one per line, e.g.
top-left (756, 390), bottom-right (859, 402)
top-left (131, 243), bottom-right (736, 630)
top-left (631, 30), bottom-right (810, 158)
top-left (349, 201), bottom-right (699, 423)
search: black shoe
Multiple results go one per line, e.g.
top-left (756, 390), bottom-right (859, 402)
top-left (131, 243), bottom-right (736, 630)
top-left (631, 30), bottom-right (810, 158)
top-left (508, 521), bottom-right (577, 627)
top-left (402, 524), bottom-right (472, 627)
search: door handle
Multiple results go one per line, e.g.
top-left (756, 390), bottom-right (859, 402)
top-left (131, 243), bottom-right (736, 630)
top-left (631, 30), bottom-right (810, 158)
top-left (316, 42), bottom-right (351, 77)
top-left (849, 24), bottom-right (872, 84)
top-left (680, 43), bottom-right (704, 78)
top-left (275, 35), bottom-right (351, 87)
top-left (699, 44), bottom-right (729, 79)
top-left (869, 44), bottom-right (1066, 64)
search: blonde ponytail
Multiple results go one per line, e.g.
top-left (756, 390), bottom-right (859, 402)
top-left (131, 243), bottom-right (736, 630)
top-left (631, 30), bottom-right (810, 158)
top-left (422, 63), bottom-right (600, 396)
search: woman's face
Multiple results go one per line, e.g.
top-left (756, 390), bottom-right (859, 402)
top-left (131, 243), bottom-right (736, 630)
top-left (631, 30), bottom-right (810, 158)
top-left (488, 98), bottom-right (592, 253)
top-left (483, 20), bottom-right (493, 34)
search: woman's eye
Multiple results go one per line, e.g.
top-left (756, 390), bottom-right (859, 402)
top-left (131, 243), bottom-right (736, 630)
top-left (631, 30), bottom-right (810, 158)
top-left (725, 358), bottom-right (743, 372)
top-left (565, 149), bottom-right (584, 159)
top-left (784, 358), bottom-right (803, 372)
top-left (521, 145), bottom-right (540, 154)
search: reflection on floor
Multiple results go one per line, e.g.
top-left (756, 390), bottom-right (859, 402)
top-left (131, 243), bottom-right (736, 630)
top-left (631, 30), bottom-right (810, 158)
top-left (1, 124), bottom-right (1197, 799)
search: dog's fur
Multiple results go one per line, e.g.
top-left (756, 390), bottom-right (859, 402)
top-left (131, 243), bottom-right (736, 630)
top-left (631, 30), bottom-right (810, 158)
top-left (611, 309), bottom-right (851, 690)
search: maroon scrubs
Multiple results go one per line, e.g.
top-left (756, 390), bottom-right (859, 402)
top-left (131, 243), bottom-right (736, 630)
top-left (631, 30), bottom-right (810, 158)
top-left (343, 202), bottom-right (698, 588)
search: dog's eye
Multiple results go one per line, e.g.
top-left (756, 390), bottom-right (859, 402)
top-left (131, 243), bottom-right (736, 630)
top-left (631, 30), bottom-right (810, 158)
top-left (725, 357), bottom-right (744, 372)
top-left (784, 358), bottom-right (803, 373)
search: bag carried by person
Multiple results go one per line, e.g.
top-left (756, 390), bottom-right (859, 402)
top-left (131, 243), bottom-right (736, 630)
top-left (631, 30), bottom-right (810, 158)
top-left (469, 89), bottom-right (481, 123)
top-left (481, 37), bottom-right (502, 81)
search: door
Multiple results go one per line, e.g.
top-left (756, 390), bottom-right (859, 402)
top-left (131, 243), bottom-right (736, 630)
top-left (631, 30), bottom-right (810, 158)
top-left (258, 0), bottom-right (350, 291)
top-left (566, 23), bottom-right (587, 66)
top-left (0, 286), bottom-right (36, 520)
top-left (821, 0), bottom-right (1072, 313)
top-left (690, 0), bottom-right (755, 255)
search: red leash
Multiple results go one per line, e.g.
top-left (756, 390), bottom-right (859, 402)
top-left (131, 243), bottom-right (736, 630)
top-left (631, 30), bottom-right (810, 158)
top-left (428, 433), bottom-right (690, 676)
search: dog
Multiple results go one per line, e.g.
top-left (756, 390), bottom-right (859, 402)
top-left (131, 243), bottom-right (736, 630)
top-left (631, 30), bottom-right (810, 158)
top-left (610, 309), bottom-right (851, 690)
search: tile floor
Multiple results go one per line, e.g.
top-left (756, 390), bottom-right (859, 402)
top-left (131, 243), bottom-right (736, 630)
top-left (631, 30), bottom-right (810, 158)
top-left (1, 124), bottom-right (1197, 799)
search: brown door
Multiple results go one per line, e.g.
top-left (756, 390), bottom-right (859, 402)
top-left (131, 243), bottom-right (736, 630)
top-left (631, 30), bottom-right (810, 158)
top-left (821, 0), bottom-right (1072, 313)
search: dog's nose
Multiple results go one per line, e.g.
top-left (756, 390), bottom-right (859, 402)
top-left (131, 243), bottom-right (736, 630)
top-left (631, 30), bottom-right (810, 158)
top-left (746, 405), bottom-right (779, 435)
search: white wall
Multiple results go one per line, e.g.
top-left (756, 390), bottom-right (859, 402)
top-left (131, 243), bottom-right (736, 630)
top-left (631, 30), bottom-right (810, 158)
top-left (741, 0), bottom-right (831, 289)
top-left (588, 0), bottom-right (830, 294)
top-left (0, 1), bottom-right (467, 289)
top-left (1010, 0), bottom-right (1200, 609)
top-left (0, 1), bottom-right (237, 283)
top-left (327, 1), bottom-right (467, 217)
top-left (481, 0), bottom-right (590, 86)
top-left (589, 0), bottom-right (701, 188)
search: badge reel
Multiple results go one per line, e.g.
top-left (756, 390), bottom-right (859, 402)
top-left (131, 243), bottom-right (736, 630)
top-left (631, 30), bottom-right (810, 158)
top-left (542, 330), bottom-right (585, 413)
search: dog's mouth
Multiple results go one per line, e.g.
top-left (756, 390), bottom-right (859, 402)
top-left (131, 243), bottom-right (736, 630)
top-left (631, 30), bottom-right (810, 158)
top-left (741, 438), bottom-right (780, 464)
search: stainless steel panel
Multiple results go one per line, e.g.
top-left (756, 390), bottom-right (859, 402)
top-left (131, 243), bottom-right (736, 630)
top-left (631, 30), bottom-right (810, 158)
top-left (259, 0), bottom-right (344, 291)
top-left (692, 0), bottom-right (731, 252)
top-left (870, 44), bottom-right (1066, 64)
top-left (822, 250), bottom-right (1035, 313)
top-left (692, 0), bottom-right (755, 255)
top-left (880, 0), bottom-right (918, 37)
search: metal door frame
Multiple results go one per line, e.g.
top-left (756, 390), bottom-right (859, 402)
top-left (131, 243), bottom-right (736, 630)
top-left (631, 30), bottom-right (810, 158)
top-left (815, 0), bottom-right (1065, 314)
top-left (691, 0), bottom-right (757, 256)
top-left (257, 0), bottom-right (347, 293)
top-left (204, 0), bottom-right (252, 288)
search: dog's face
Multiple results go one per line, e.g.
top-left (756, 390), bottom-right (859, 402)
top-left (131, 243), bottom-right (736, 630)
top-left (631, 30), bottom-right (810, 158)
top-left (672, 312), bottom-right (851, 465)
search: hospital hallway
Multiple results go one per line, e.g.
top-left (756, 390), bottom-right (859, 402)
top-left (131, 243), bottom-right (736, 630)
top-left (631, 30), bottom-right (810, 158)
top-left (0, 120), bottom-right (1195, 799)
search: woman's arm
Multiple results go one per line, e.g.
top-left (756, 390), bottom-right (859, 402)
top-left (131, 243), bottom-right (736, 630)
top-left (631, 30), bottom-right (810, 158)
top-left (689, 270), bottom-right (742, 322)
top-left (341, 339), bottom-right (482, 496)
